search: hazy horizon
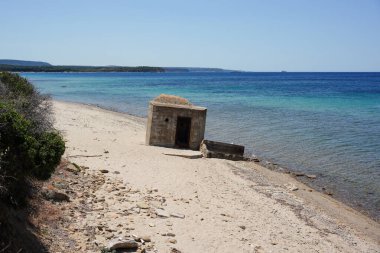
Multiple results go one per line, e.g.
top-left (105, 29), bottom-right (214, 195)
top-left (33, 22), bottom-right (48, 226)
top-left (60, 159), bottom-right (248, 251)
top-left (1, 0), bottom-right (380, 72)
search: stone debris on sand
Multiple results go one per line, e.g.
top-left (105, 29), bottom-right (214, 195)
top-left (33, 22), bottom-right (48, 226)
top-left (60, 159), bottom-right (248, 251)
top-left (38, 101), bottom-right (379, 253)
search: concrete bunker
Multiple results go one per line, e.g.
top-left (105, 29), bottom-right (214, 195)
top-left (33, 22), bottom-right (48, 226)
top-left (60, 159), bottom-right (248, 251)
top-left (145, 94), bottom-right (207, 150)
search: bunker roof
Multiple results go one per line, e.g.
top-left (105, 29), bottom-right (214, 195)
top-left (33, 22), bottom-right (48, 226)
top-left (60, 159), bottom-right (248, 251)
top-left (151, 94), bottom-right (206, 111)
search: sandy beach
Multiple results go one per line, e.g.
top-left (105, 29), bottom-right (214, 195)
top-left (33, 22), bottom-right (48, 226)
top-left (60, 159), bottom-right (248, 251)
top-left (52, 100), bottom-right (380, 253)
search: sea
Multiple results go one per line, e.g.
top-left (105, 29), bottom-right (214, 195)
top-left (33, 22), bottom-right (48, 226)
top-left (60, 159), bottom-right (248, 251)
top-left (21, 72), bottom-right (380, 220)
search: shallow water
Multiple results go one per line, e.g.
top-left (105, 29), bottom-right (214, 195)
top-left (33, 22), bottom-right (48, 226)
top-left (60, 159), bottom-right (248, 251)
top-left (21, 72), bottom-right (380, 220)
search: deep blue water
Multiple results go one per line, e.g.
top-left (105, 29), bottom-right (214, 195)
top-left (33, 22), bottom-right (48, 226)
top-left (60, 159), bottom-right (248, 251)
top-left (21, 72), bottom-right (380, 220)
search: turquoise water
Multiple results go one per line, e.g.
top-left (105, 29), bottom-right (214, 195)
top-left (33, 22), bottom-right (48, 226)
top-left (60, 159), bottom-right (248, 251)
top-left (21, 72), bottom-right (380, 220)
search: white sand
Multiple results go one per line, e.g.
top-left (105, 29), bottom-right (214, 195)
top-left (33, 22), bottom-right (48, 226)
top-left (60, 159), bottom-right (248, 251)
top-left (53, 100), bottom-right (380, 253)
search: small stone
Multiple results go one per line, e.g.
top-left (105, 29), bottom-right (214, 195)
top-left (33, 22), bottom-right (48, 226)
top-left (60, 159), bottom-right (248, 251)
top-left (140, 235), bottom-right (151, 242)
top-left (170, 212), bottom-right (185, 219)
top-left (285, 184), bottom-right (298, 191)
top-left (137, 202), bottom-right (149, 209)
top-left (156, 209), bottom-right (170, 218)
top-left (65, 163), bottom-right (81, 173)
top-left (42, 189), bottom-right (70, 202)
top-left (113, 171), bottom-right (121, 174)
top-left (168, 239), bottom-right (177, 244)
top-left (108, 238), bottom-right (138, 250)
top-left (100, 169), bottom-right (109, 173)
top-left (149, 223), bottom-right (156, 227)
top-left (306, 174), bottom-right (317, 179)
top-left (239, 225), bottom-right (246, 230)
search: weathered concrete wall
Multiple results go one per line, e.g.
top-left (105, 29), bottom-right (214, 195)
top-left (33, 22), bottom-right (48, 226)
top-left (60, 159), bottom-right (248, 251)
top-left (146, 102), bottom-right (207, 150)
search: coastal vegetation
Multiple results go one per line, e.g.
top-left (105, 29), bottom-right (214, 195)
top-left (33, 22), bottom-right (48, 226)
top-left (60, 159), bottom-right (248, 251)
top-left (0, 72), bottom-right (65, 204)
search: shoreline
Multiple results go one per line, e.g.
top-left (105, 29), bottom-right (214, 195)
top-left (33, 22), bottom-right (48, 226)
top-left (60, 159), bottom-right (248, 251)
top-left (54, 98), bottom-right (378, 223)
top-left (52, 100), bottom-right (380, 251)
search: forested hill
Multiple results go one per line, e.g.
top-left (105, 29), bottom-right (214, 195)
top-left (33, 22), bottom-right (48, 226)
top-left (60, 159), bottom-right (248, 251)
top-left (0, 59), bottom-right (51, 66)
top-left (0, 59), bottom-right (234, 72)
top-left (0, 65), bottom-right (165, 72)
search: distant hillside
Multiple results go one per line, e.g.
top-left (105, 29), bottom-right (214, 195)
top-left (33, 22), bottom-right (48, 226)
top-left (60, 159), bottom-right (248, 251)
top-left (0, 59), bottom-right (51, 66)
top-left (0, 65), bottom-right (164, 73)
top-left (164, 67), bottom-right (235, 72)
top-left (0, 59), bottom-right (234, 73)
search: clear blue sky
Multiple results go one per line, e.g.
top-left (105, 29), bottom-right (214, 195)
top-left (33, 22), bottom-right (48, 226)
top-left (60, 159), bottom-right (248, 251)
top-left (1, 0), bottom-right (379, 71)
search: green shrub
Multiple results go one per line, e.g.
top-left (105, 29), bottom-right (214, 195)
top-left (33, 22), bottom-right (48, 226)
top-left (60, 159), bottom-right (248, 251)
top-left (0, 71), bottom-right (34, 97)
top-left (32, 132), bottom-right (65, 180)
top-left (0, 102), bottom-right (65, 170)
top-left (0, 71), bottom-right (53, 135)
top-left (0, 72), bottom-right (65, 204)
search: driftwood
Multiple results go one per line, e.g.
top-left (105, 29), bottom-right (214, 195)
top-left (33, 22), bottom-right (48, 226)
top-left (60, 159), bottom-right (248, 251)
top-left (67, 154), bottom-right (103, 158)
top-left (163, 153), bottom-right (203, 159)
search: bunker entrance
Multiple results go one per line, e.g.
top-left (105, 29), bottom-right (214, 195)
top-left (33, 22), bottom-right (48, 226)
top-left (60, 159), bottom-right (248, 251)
top-left (175, 117), bottom-right (191, 148)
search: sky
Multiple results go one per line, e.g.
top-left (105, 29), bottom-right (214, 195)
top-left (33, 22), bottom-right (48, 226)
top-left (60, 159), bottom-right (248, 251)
top-left (0, 0), bottom-right (379, 71)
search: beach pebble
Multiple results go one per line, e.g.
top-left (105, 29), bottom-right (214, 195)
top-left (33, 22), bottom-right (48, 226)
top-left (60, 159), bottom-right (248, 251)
top-left (108, 238), bottom-right (138, 250)
top-left (162, 232), bottom-right (176, 237)
top-left (306, 174), bottom-right (317, 179)
top-left (99, 169), bottom-right (109, 173)
top-left (42, 189), bottom-right (70, 202)
top-left (170, 212), bottom-right (185, 219)
top-left (168, 239), bottom-right (177, 244)
top-left (285, 184), bottom-right (298, 191)
top-left (156, 209), bottom-right (170, 218)
top-left (137, 202), bottom-right (149, 209)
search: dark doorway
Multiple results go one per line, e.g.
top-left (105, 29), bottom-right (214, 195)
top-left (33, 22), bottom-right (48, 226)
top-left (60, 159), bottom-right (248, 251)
top-left (175, 117), bottom-right (191, 148)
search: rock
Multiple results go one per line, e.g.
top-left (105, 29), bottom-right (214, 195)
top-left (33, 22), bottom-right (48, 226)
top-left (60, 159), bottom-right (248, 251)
top-left (168, 239), bottom-right (177, 244)
top-left (108, 238), bottom-right (138, 250)
top-left (53, 182), bottom-right (68, 190)
top-left (170, 248), bottom-right (182, 253)
top-left (170, 212), bottom-right (185, 219)
top-left (239, 225), bottom-right (246, 230)
top-left (139, 235), bottom-right (151, 242)
top-left (65, 163), bottom-right (81, 173)
top-left (42, 189), bottom-right (70, 202)
top-left (293, 172), bottom-right (305, 177)
top-left (155, 209), bottom-right (170, 218)
top-left (113, 171), bottom-right (120, 174)
top-left (100, 169), bottom-right (109, 173)
top-left (285, 184), bottom-right (298, 191)
top-left (306, 174), bottom-right (317, 179)
top-left (137, 202), bottom-right (149, 209)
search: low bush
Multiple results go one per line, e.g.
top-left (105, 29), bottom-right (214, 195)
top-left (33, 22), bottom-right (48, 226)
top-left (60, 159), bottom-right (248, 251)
top-left (0, 72), bottom-right (65, 204)
top-left (0, 71), bottom-right (53, 135)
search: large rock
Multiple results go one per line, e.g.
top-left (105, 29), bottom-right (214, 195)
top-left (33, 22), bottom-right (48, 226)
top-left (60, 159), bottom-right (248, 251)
top-left (200, 140), bottom-right (244, 161)
top-left (108, 238), bottom-right (138, 250)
